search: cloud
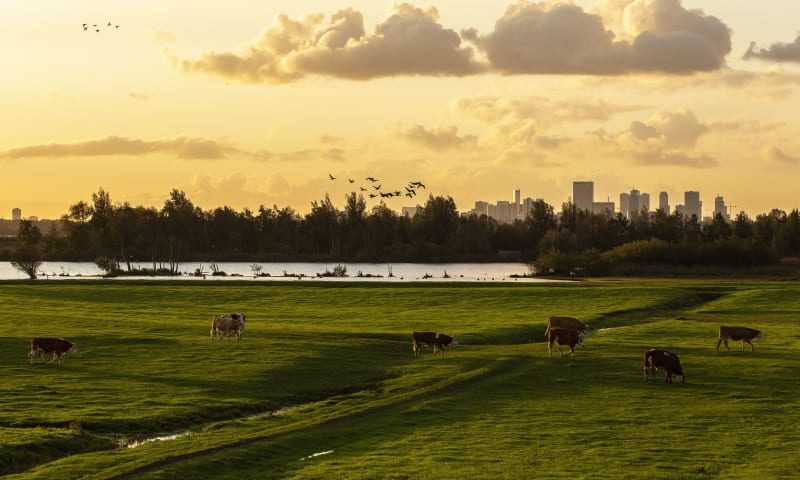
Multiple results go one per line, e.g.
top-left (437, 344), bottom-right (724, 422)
top-left (451, 94), bottom-right (645, 145)
top-left (128, 92), bottom-right (151, 101)
top-left (617, 108), bottom-right (716, 167)
top-left (395, 124), bottom-right (477, 151)
top-left (762, 146), bottom-right (799, 164)
top-left (174, 1), bottom-right (730, 83)
top-left (465, 0), bottom-right (730, 75)
top-left (173, 4), bottom-right (481, 83)
top-left (0, 135), bottom-right (230, 160)
top-left (250, 148), bottom-right (346, 163)
top-left (744, 35), bottom-right (800, 63)
top-left (152, 31), bottom-right (176, 43)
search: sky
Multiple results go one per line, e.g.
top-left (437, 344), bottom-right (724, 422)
top-left (2, 0), bottom-right (800, 220)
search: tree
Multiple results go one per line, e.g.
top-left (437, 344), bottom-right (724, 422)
top-left (11, 220), bottom-right (43, 279)
top-left (414, 195), bottom-right (459, 245)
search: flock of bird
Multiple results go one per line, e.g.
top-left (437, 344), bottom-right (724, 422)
top-left (328, 174), bottom-right (426, 200)
top-left (83, 22), bottom-right (119, 32)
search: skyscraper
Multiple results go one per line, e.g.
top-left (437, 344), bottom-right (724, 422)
top-left (684, 191), bottom-right (702, 220)
top-left (620, 193), bottom-right (630, 218)
top-left (630, 189), bottom-right (641, 217)
top-left (659, 192), bottom-right (669, 213)
top-left (513, 187), bottom-right (521, 219)
top-left (573, 181), bottom-right (594, 212)
top-left (714, 196), bottom-right (729, 221)
top-left (12, 208), bottom-right (21, 221)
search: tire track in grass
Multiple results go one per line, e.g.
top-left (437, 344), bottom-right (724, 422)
top-left (107, 355), bottom-right (527, 479)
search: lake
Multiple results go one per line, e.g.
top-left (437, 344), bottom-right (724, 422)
top-left (0, 261), bottom-right (555, 282)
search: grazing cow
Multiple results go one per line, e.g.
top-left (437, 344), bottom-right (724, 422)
top-left (546, 327), bottom-right (585, 357)
top-left (717, 326), bottom-right (763, 352)
top-left (643, 348), bottom-right (685, 384)
top-left (412, 331), bottom-right (458, 357)
top-left (545, 316), bottom-right (589, 338)
top-left (210, 313), bottom-right (246, 341)
top-left (28, 337), bottom-right (77, 366)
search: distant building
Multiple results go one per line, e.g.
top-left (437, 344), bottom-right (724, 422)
top-left (659, 192), bottom-right (669, 213)
top-left (12, 208), bottom-right (21, 221)
top-left (513, 188), bottom-right (521, 219)
top-left (593, 201), bottom-right (615, 217)
top-left (401, 206), bottom-right (422, 218)
top-left (620, 193), bottom-right (630, 218)
top-left (573, 181), bottom-right (594, 212)
top-left (684, 191), bottom-right (702, 220)
top-left (470, 201), bottom-right (489, 217)
top-left (714, 196), bottom-right (729, 221)
top-left (641, 193), bottom-right (650, 213)
top-left (629, 189), bottom-right (641, 217)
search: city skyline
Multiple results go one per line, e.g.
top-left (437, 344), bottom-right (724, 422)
top-left (3, 1), bottom-right (800, 219)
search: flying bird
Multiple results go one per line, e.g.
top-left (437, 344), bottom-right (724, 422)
top-left (373, 184), bottom-right (382, 190)
top-left (359, 187), bottom-right (367, 191)
top-left (328, 173), bottom-right (336, 180)
top-left (348, 178), bottom-right (355, 183)
top-left (366, 177), bottom-right (378, 183)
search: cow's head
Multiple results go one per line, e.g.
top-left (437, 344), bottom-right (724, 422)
top-left (450, 336), bottom-right (458, 346)
top-left (68, 343), bottom-right (77, 354)
top-left (577, 334), bottom-right (586, 347)
top-left (756, 330), bottom-right (763, 339)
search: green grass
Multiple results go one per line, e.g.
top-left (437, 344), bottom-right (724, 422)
top-left (1, 279), bottom-right (798, 479)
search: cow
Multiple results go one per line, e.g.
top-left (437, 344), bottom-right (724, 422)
top-left (643, 348), bottom-right (685, 384)
top-left (210, 313), bottom-right (246, 341)
top-left (546, 327), bottom-right (585, 357)
top-left (717, 326), bottom-right (762, 352)
top-left (412, 331), bottom-right (458, 357)
top-left (545, 316), bottom-right (589, 338)
top-left (28, 337), bottom-right (77, 366)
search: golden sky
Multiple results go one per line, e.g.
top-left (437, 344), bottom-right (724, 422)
top-left (2, 0), bottom-right (800, 219)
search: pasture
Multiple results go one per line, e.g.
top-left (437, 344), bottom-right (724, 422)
top-left (1, 279), bottom-right (798, 479)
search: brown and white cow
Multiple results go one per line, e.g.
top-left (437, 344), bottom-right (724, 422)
top-left (643, 348), bottom-right (685, 384)
top-left (210, 313), bottom-right (246, 341)
top-left (545, 316), bottom-right (589, 338)
top-left (546, 327), bottom-right (585, 357)
top-left (28, 337), bottom-right (77, 366)
top-left (717, 326), bottom-right (762, 352)
top-left (412, 331), bottom-right (458, 357)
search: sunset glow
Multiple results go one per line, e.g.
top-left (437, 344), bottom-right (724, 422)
top-left (3, 0), bottom-right (799, 219)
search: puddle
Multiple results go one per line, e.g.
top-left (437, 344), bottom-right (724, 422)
top-left (301, 450), bottom-right (334, 461)
top-left (114, 431), bottom-right (194, 449)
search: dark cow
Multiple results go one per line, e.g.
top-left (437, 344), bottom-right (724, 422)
top-left (28, 337), bottom-right (77, 366)
top-left (717, 326), bottom-right (762, 352)
top-left (546, 327), bottom-right (585, 357)
top-left (643, 348), bottom-right (685, 384)
top-left (545, 316), bottom-right (589, 338)
top-left (211, 313), bottom-right (246, 341)
top-left (412, 331), bottom-right (458, 357)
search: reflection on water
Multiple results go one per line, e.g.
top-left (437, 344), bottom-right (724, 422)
top-left (0, 261), bottom-right (558, 282)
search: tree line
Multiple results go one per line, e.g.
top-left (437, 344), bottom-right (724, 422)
top-left (4, 187), bottom-right (800, 278)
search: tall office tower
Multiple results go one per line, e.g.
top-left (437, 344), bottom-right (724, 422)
top-left (620, 193), bottom-right (630, 218)
top-left (521, 197), bottom-right (534, 218)
top-left (659, 191), bottom-right (669, 213)
top-left (714, 196), bottom-right (729, 221)
top-left (573, 181), bottom-right (594, 212)
top-left (11, 208), bottom-right (21, 221)
top-left (513, 187), bottom-right (521, 219)
top-left (684, 191), bottom-right (702, 220)
top-left (641, 193), bottom-right (650, 213)
top-left (629, 189), bottom-right (641, 217)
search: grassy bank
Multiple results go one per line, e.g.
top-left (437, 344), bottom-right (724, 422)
top-left (1, 280), bottom-right (798, 479)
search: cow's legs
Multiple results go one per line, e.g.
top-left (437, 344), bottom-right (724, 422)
top-left (744, 339), bottom-right (754, 352)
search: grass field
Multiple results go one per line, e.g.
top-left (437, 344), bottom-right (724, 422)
top-left (1, 279), bottom-right (798, 479)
